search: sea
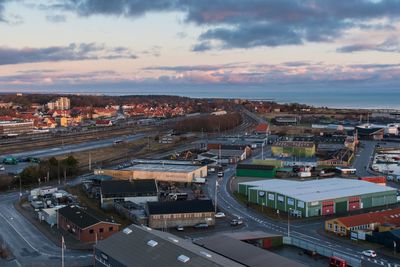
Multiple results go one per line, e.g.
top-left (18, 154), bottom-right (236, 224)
top-left (4, 85), bottom-right (400, 110)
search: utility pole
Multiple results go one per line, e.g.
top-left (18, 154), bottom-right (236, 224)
top-left (64, 168), bottom-right (66, 184)
top-left (19, 175), bottom-right (22, 200)
top-left (214, 179), bottom-right (218, 213)
top-left (89, 152), bottom-right (91, 171)
top-left (58, 160), bottom-right (60, 185)
top-left (288, 208), bottom-right (292, 238)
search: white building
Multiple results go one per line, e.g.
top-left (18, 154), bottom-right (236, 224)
top-left (47, 97), bottom-right (70, 110)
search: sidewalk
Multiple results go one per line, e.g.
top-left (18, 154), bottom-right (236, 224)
top-left (317, 228), bottom-right (400, 261)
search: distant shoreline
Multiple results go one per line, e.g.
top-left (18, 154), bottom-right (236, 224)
top-left (0, 91), bottom-right (399, 111)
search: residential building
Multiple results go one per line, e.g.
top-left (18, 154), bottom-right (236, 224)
top-left (100, 180), bottom-right (158, 209)
top-left (47, 97), bottom-right (70, 110)
top-left (57, 205), bottom-right (120, 243)
top-left (239, 178), bottom-right (397, 218)
top-left (146, 199), bottom-right (215, 229)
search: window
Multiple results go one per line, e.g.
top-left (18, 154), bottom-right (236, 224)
top-left (328, 223), bottom-right (332, 229)
top-left (277, 196), bottom-right (284, 202)
top-left (109, 227), bottom-right (113, 232)
top-left (297, 201), bottom-right (305, 208)
top-left (99, 228), bottom-right (104, 233)
top-left (268, 193), bottom-right (274, 201)
top-left (89, 229), bottom-right (94, 234)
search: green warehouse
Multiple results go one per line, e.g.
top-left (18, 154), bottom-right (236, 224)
top-left (236, 164), bottom-right (276, 178)
top-left (238, 178), bottom-right (397, 218)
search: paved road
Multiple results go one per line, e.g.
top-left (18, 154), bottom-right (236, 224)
top-left (353, 140), bottom-right (377, 177)
top-left (208, 164), bottom-right (400, 267)
top-left (0, 192), bottom-right (91, 267)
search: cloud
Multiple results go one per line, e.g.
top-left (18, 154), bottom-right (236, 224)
top-left (46, 14), bottom-right (66, 23)
top-left (337, 36), bottom-right (400, 53)
top-left (40, 0), bottom-right (400, 51)
top-left (0, 43), bottom-right (137, 65)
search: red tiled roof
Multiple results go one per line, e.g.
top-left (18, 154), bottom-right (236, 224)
top-left (255, 123), bottom-right (269, 132)
top-left (335, 207), bottom-right (400, 228)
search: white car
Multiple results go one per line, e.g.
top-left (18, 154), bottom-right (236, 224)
top-left (217, 172), bottom-right (224, 177)
top-left (176, 225), bottom-right (184, 231)
top-left (215, 212), bottom-right (226, 218)
top-left (362, 250), bottom-right (377, 258)
top-left (0, 165), bottom-right (5, 171)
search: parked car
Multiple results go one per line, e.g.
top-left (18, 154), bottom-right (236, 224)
top-left (194, 223), bottom-right (209, 229)
top-left (176, 225), bottom-right (184, 231)
top-left (217, 171), bottom-right (224, 177)
top-left (362, 250), bottom-right (377, 258)
top-left (230, 219), bottom-right (243, 226)
top-left (0, 165), bottom-right (5, 171)
top-left (387, 175), bottom-right (394, 181)
top-left (215, 212), bottom-right (226, 218)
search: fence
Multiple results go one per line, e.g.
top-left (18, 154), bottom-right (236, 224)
top-left (284, 236), bottom-right (361, 267)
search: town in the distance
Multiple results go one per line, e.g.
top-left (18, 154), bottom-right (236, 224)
top-left (1, 93), bottom-right (400, 267)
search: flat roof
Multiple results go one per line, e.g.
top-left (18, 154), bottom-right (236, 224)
top-left (124, 163), bottom-right (204, 173)
top-left (222, 231), bottom-right (282, 241)
top-left (194, 235), bottom-right (305, 267)
top-left (95, 224), bottom-right (243, 267)
top-left (241, 178), bottom-right (397, 203)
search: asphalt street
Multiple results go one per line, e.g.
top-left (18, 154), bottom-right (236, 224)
top-left (0, 192), bottom-right (92, 267)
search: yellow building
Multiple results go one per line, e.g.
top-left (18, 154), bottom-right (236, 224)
top-left (271, 141), bottom-right (315, 158)
top-left (95, 163), bottom-right (207, 183)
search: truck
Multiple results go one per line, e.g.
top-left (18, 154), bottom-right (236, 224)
top-left (298, 171), bottom-right (311, 178)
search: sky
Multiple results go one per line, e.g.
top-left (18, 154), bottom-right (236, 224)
top-left (0, 0), bottom-right (399, 96)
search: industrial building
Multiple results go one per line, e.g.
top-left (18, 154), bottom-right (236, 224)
top-left (57, 206), bottom-right (120, 243)
top-left (271, 141), bottom-right (316, 158)
top-left (94, 162), bottom-right (207, 183)
top-left (146, 199), bottom-right (215, 229)
top-left (100, 180), bottom-right (158, 209)
top-left (236, 164), bottom-right (277, 178)
top-left (355, 125), bottom-right (384, 140)
top-left (238, 178), bottom-right (397, 218)
top-left (94, 224), bottom-right (244, 267)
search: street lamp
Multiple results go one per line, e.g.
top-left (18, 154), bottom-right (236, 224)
top-left (288, 208), bottom-right (292, 238)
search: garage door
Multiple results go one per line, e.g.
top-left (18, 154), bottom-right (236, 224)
top-left (335, 201), bottom-right (348, 214)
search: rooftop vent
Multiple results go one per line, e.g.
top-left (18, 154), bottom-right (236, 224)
top-left (147, 240), bottom-right (158, 247)
top-left (168, 237), bottom-right (179, 243)
top-left (200, 251), bottom-right (212, 258)
top-left (178, 255), bottom-right (190, 263)
top-left (122, 228), bottom-right (132, 235)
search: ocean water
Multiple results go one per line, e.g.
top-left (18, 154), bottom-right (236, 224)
top-left (7, 85), bottom-right (400, 109)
